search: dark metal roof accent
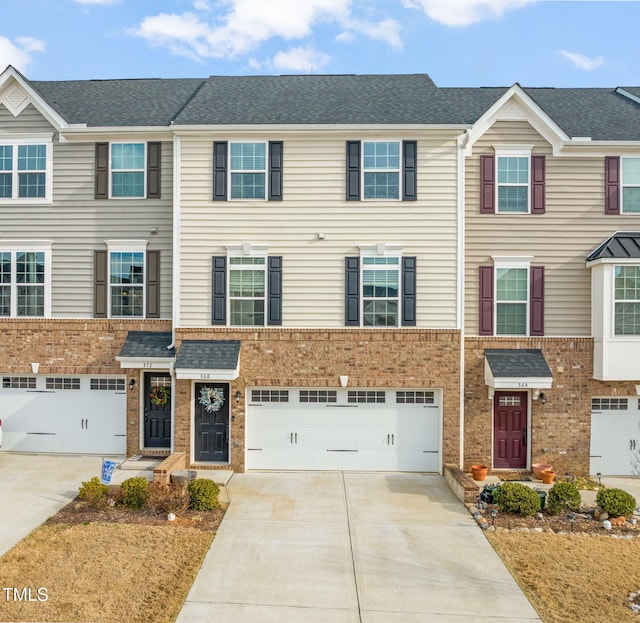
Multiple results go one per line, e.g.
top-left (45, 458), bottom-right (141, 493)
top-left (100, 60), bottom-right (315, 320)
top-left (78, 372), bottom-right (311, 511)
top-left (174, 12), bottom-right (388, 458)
top-left (118, 331), bottom-right (175, 359)
top-left (484, 349), bottom-right (552, 378)
top-left (586, 232), bottom-right (640, 262)
top-left (175, 340), bottom-right (240, 370)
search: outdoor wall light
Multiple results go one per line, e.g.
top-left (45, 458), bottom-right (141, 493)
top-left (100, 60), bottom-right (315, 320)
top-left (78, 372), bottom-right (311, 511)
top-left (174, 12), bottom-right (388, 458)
top-left (596, 472), bottom-right (602, 486)
top-left (539, 392), bottom-right (547, 405)
top-left (235, 390), bottom-right (241, 403)
top-left (129, 379), bottom-right (136, 391)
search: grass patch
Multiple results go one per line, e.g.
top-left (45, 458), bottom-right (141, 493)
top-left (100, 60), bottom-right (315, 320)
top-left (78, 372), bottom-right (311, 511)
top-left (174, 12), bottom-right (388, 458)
top-left (0, 505), bottom-right (222, 623)
top-left (487, 532), bottom-right (640, 623)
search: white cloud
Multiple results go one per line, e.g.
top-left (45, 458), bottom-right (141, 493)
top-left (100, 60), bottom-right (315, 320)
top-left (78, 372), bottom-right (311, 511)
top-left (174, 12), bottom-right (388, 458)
top-left (272, 46), bottom-right (331, 72)
top-left (0, 35), bottom-right (45, 73)
top-left (402, 0), bottom-right (536, 27)
top-left (560, 50), bottom-right (604, 71)
top-left (130, 0), bottom-right (401, 66)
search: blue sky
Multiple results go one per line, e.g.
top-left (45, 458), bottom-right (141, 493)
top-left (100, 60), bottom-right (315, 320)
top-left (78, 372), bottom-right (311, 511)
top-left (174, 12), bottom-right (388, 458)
top-left (1, 0), bottom-right (639, 87)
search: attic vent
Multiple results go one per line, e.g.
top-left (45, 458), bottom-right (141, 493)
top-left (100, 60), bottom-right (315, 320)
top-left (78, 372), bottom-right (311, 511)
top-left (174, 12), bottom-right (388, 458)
top-left (2, 84), bottom-right (29, 117)
top-left (498, 103), bottom-right (526, 121)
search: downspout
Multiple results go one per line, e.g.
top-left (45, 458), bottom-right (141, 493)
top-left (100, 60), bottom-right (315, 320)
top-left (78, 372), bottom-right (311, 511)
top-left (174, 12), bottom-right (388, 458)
top-left (457, 130), bottom-right (469, 469)
top-left (169, 132), bottom-right (181, 453)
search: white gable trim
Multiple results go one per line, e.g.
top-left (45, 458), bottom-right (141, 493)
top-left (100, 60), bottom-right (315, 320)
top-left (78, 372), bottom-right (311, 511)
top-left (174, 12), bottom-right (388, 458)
top-left (0, 65), bottom-right (69, 130)
top-left (462, 84), bottom-right (570, 157)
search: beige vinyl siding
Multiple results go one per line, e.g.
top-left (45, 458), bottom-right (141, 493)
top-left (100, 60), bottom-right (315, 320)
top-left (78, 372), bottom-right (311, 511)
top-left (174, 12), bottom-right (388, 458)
top-left (179, 131), bottom-right (460, 328)
top-left (465, 120), bottom-right (626, 337)
top-left (0, 103), bottom-right (53, 133)
top-left (0, 138), bottom-right (174, 318)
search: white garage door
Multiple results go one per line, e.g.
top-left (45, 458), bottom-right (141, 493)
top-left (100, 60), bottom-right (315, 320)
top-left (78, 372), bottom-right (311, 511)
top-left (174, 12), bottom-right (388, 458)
top-left (590, 397), bottom-right (640, 476)
top-left (0, 375), bottom-right (126, 454)
top-left (246, 388), bottom-right (441, 472)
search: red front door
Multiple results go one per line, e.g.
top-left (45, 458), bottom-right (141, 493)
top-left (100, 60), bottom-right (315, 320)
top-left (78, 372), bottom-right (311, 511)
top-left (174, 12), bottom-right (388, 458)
top-left (493, 391), bottom-right (527, 469)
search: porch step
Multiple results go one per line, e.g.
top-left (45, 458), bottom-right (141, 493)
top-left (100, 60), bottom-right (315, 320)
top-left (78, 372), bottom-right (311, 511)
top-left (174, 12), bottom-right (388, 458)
top-left (119, 455), bottom-right (164, 470)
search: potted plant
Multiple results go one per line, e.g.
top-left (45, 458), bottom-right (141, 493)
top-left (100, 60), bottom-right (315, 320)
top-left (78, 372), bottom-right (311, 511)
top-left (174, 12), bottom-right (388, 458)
top-left (541, 469), bottom-right (555, 484)
top-left (471, 464), bottom-right (488, 481)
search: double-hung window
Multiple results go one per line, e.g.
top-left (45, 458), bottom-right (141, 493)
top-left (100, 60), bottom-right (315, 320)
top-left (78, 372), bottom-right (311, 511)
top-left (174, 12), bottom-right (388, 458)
top-left (614, 265), bottom-right (640, 335)
top-left (622, 158), bottom-right (640, 213)
top-left (496, 155), bottom-right (529, 213)
top-left (363, 142), bottom-right (400, 199)
top-left (107, 242), bottom-right (146, 318)
top-left (495, 266), bottom-right (529, 335)
top-left (111, 143), bottom-right (145, 198)
top-left (0, 138), bottom-right (51, 202)
top-left (230, 143), bottom-right (266, 200)
top-left (0, 243), bottom-right (51, 317)
top-left (362, 256), bottom-right (400, 326)
top-left (229, 256), bottom-right (266, 326)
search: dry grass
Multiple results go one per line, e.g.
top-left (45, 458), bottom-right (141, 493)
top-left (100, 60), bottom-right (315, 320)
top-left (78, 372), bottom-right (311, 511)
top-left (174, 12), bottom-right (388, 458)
top-left (0, 521), bottom-right (214, 623)
top-left (487, 531), bottom-right (640, 623)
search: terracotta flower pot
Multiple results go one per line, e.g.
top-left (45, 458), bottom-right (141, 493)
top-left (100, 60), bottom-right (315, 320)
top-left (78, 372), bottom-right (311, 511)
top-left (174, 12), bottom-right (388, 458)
top-left (541, 469), bottom-right (555, 484)
top-left (471, 464), bottom-right (488, 481)
top-left (532, 463), bottom-right (553, 479)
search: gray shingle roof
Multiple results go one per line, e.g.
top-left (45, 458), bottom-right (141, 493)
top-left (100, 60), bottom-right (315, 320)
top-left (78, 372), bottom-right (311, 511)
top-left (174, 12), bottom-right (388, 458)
top-left (586, 232), bottom-right (640, 262)
top-left (172, 74), bottom-right (457, 125)
top-left (32, 78), bottom-right (204, 126)
top-left (118, 331), bottom-right (175, 359)
top-left (484, 349), bottom-right (552, 378)
top-left (175, 340), bottom-right (241, 370)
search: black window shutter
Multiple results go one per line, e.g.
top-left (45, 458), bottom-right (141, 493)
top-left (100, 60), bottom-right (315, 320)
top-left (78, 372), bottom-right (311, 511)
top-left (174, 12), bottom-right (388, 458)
top-left (267, 256), bottom-right (283, 325)
top-left (605, 156), bottom-right (620, 215)
top-left (94, 250), bottom-right (108, 318)
top-left (530, 155), bottom-right (545, 214)
top-left (345, 256), bottom-right (360, 325)
top-left (401, 256), bottom-right (417, 326)
top-left (95, 143), bottom-right (109, 199)
top-left (480, 155), bottom-right (495, 213)
top-left (479, 265), bottom-right (494, 335)
top-left (268, 141), bottom-right (283, 201)
top-left (529, 266), bottom-right (544, 336)
top-left (346, 141), bottom-right (361, 201)
top-left (147, 142), bottom-right (161, 199)
top-left (146, 250), bottom-right (160, 318)
top-left (402, 141), bottom-right (417, 201)
top-left (213, 142), bottom-right (228, 201)
top-left (212, 256), bottom-right (227, 324)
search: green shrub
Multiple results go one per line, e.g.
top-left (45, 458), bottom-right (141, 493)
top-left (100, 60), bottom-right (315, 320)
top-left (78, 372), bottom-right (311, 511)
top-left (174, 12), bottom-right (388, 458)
top-left (547, 482), bottom-right (581, 514)
top-left (78, 476), bottom-right (109, 507)
top-left (596, 487), bottom-right (637, 518)
top-left (188, 478), bottom-right (220, 511)
top-left (148, 481), bottom-right (189, 514)
top-left (492, 482), bottom-right (541, 516)
top-left (120, 476), bottom-right (149, 510)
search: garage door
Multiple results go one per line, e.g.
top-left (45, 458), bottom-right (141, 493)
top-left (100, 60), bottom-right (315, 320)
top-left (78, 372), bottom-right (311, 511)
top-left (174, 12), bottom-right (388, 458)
top-left (0, 375), bottom-right (126, 454)
top-left (590, 397), bottom-right (640, 476)
top-left (246, 388), bottom-right (441, 472)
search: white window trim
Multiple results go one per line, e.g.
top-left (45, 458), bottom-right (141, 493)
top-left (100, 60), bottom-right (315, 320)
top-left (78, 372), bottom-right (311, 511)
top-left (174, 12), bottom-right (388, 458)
top-left (362, 140), bottom-right (402, 201)
top-left (621, 156), bottom-right (640, 214)
top-left (0, 135), bottom-right (53, 204)
top-left (612, 263), bottom-right (640, 338)
top-left (109, 142), bottom-right (147, 199)
top-left (492, 256), bottom-right (532, 336)
top-left (494, 145), bottom-right (533, 215)
top-left (226, 244), bottom-right (268, 327)
top-left (228, 141), bottom-right (267, 201)
top-left (106, 239), bottom-right (148, 319)
top-left (0, 240), bottom-right (52, 318)
top-left (359, 244), bottom-right (402, 328)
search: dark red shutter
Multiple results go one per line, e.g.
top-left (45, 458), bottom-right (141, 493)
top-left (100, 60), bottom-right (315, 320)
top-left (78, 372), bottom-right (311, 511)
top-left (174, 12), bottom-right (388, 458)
top-left (95, 143), bottom-right (109, 199)
top-left (147, 142), bottom-right (161, 199)
top-left (605, 156), bottom-right (620, 215)
top-left (479, 265), bottom-right (494, 335)
top-left (531, 155), bottom-right (545, 214)
top-left (529, 266), bottom-right (544, 336)
top-left (480, 155), bottom-right (495, 213)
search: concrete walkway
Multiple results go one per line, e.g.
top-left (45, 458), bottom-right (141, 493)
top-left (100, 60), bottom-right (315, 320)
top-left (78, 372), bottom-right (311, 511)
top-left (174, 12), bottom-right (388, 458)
top-left (177, 472), bottom-right (542, 623)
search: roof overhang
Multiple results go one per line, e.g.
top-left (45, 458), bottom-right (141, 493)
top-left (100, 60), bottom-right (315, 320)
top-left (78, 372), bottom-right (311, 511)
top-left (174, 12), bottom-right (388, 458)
top-left (116, 331), bottom-right (175, 369)
top-left (484, 349), bottom-right (553, 390)
top-left (174, 340), bottom-right (240, 381)
top-left (586, 231), bottom-right (640, 266)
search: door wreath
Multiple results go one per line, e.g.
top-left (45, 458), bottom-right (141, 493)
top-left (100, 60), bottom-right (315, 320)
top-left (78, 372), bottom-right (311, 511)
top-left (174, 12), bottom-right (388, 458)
top-left (199, 386), bottom-right (225, 413)
top-left (149, 385), bottom-right (170, 407)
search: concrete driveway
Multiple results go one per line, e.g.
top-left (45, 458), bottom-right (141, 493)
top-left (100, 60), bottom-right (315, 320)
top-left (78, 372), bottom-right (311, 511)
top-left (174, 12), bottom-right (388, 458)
top-left (0, 453), bottom-right (111, 557)
top-left (177, 472), bottom-right (542, 623)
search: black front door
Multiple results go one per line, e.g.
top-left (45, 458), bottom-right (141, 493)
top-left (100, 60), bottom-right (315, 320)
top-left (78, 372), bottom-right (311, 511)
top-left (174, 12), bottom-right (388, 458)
top-left (194, 382), bottom-right (229, 462)
top-left (144, 373), bottom-right (171, 448)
